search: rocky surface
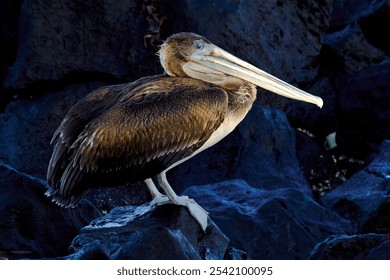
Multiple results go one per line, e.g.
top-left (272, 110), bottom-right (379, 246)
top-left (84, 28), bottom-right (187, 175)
top-left (60, 179), bottom-right (352, 260)
top-left (321, 140), bottom-right (390, 234)
top-left (288, 0), bottom-right (390, 195)
top-left (310, 234), bottom-right (390, 260)
top-left (0, 82), bottom-right (107, 178)
top-left (0, 162), bottom-right (101, 259)
top-left (3, 0), bottom-right (159, 90)
top-left (0, 0), bottom-right (389, 260)
top-left (321, 0), bottom-right (390, 158)
top-left (336, 59), bottom-right (390, 157)
top-left (62, 204), bottom-right (231, 260)
top-left (184, 180), bottom-right (352, 260)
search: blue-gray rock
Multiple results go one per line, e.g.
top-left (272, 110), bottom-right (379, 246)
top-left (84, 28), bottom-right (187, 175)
top-left (183, 180), bottom-right (352, 259)
top-left (0, 0), bottom-right (21, 86)
top-left (323, 25), bottom-right (386, 82)
top-left (0, 82), bottom-right (106, 179)
top-left (291, 0), bottom-right (390, 172)
top-left (336, 60), bottom-right (390, 157)
top-left (331, 0), bottom-right (388, 30)
top-left (63, 204), bottom-right (231, 260)
top-left (321, 1), bottom-right (389, 157)
top-left (0, 161), bottom-right (101, 259)
top-left (321, 140), bottom-right (390, 233)
top-left (3, 0), bottom-right (159, 90)
top-left (310, 233), bottom-right (390, 260)
top-left (359, 1), bottom-right (390, 55)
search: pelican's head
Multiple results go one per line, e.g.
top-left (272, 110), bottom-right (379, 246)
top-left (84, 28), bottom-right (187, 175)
top-left (159, 32), bottom-right (323, 108)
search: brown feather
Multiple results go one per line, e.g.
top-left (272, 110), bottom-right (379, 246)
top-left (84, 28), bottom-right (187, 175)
top-left (47, 75), bottom-right (166, 190)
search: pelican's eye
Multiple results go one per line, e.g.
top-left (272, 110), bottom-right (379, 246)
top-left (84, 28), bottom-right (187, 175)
top-left (194, 40), bottom-right (204, 50)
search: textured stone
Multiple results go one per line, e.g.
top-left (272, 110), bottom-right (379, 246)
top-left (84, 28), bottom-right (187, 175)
top-left (0, 162), bottom-right (101, 259)
top-left (3, 0), bottom-right (160, 90)
top-left (184, 180), bottom-right (352, 259)
top-left (322, 140), bottom-right (390, 233)
top-left (359, 1), bottom-right (390, 55)
top-left (0, 0), bottom-right (22, 86)
top-left (336, 60), bottom-right (390, 157)
top-left (310, 233), bottom-right (390, 260)
top-left (331, 0), bottom-right (388, 29)
top-left (0, 82), bottom-right (106, 179)
top-left (63, 204), bottom-right (230, 260)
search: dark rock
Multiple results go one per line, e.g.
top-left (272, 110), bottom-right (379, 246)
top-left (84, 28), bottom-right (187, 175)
top-left (295, 131), bottom-right (334, 196)
top-left (295, 130), bottom-right (368, 197)
top-left (366, 239), bottom-right (390, 259)
top-left (322, 24), bottom-right (386, 87)
top-left (320, 2), bottom-right (389, 158)
top-left (331, 0), bottom-right (388, 28)
top-left (224, 247), bottom-right (250, 260)
top-left (321, 140), bottom-right (390, 233)
top-left (171, 104), bottom-right (312, 195)
top-left (336, 60), bottom-right (390, 157)
top-left (359, 1), bottom-right (390, 55)
top-left (4, 0), bottom-right (160, 90)
top-left (63, 204), bottom-right (230, 260)
top-left (0, 161), bottom-right (101, 259)
top-left (295, 132), bottom-right (325, 190)
top-left (0, 82), bottom-right (106, 179)
top-left (0, 0), bottom-right (22, 87)
top-left (183, 180), bottom-right (352, 259)
top-left (86, 182), bottom-right (151, 214)
top-left (310, 233), bottom-right (390, 260)
top-left (235, 105), bottom-right (310, 192)
top-left (306, 0), bottom-right (390, 159)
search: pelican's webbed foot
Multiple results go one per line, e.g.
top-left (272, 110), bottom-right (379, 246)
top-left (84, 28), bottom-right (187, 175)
top-left (150, 194), bottom-right (170, 206)
top-left (172, 196), bottom-right (209, 232)
top-left (152, 173), bottom-right (210, 232)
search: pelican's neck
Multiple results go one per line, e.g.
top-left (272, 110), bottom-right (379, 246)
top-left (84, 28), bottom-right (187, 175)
top-left (223, 80), bottom-right (257, 114)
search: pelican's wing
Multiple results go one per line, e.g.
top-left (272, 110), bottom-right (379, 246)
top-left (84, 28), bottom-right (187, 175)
top-left (47, 77), bottom-right (228, 206)
top-left (47, 75), bottom-right (166, 187)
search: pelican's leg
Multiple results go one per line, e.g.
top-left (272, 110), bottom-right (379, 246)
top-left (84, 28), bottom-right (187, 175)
top-left (144, 178), bottom-right (170, 205)
top-left (156, 172), bottom-right (209, 231)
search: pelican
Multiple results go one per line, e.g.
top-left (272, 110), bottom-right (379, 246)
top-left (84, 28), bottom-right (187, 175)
top-left (46, 32), bottom-right (323, 231)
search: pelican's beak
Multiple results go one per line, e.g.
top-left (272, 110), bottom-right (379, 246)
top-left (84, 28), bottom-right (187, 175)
top-left (185, 43), bottom-right (323, 108)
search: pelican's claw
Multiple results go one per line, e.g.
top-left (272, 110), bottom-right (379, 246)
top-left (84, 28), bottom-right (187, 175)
top-left (174, 196), bottom-right (209, 232)
top-left (150, 195), bottom-right (170, 206)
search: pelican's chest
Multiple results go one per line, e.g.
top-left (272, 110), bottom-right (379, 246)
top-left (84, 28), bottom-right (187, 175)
top-left (196, 108), bottom-right (250, 155)
top-left (199, 86), bottom-right (256, 153)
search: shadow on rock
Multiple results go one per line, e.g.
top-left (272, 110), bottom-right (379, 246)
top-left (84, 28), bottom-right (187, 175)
top-left (321, 140), bottom-right (390, 234)
top-left (0, 162), bottom-right (101, 259)
top-left (310, 233), bottom-right (390, 260)
top-left (184, 180), bottom-right (352, 259)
